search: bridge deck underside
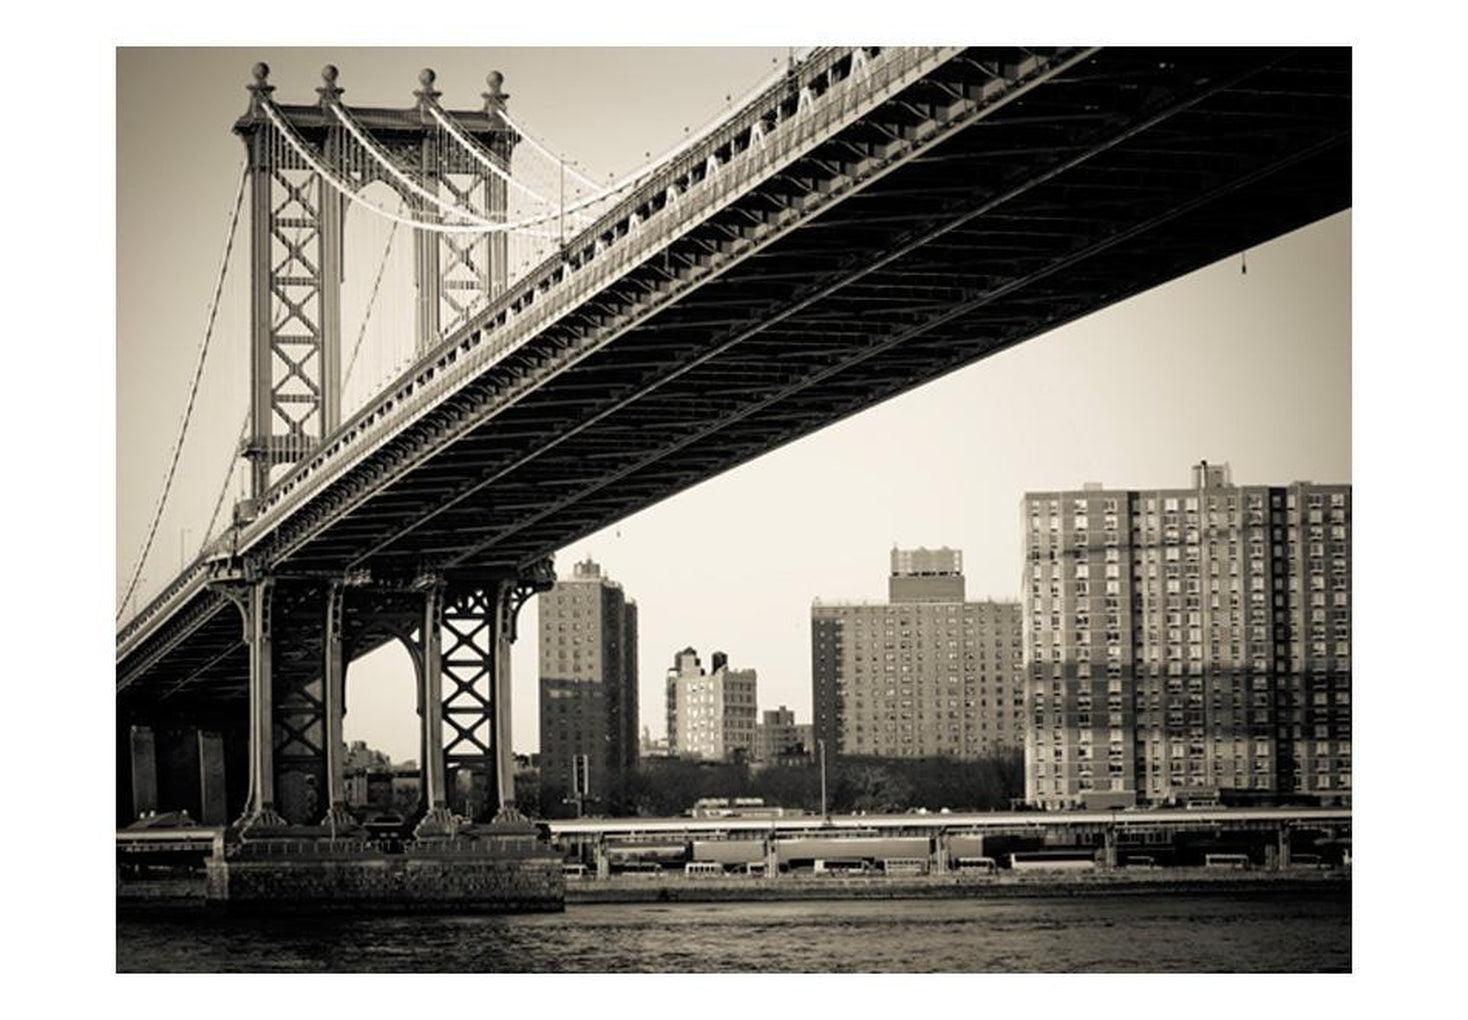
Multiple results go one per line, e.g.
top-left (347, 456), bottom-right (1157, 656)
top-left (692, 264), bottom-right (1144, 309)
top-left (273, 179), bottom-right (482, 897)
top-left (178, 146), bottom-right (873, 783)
top-left (120, 47), bottom-right (1349, 709)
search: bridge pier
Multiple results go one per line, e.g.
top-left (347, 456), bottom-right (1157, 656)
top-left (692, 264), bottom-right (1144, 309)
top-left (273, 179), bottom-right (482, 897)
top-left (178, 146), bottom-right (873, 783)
top-left (155, 724), bottom-right (228, 825)
top-left (183, 563), bottom-right (565, 911)
top-left (120, 722), bottom-right (158, 824)
top-left (205, 559), bottom-right (553, 841)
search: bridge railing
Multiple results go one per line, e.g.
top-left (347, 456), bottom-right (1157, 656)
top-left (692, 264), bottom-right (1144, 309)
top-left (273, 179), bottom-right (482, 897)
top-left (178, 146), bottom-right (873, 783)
top-left (118, 46), bottom-right (958, 653)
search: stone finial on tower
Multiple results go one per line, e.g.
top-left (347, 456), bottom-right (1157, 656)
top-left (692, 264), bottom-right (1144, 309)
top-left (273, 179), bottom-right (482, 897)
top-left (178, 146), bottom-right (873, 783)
top-left (317, 63), bottom-right (344, 105)
top-left (245, 62), bottom-right (275, 116)
top-left (483, 71), bottom-right (509, 112)
top-left (415, 67), bottom-right (441, 105)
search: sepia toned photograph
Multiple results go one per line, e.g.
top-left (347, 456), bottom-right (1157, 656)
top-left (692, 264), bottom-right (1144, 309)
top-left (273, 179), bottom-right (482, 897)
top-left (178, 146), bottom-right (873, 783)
top-left (112, 38), bottom-right (1354, 974)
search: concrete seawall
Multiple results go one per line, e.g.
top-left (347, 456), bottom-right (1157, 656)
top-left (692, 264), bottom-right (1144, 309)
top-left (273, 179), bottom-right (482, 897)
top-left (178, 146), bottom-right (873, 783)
top-left (120, 830), bottom-right (566, 913)
top-left (120, 864), bottom-right (1348, 912)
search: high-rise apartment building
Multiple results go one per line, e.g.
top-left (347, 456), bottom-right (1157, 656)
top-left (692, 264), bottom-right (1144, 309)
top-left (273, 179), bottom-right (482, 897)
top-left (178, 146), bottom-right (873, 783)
top-left (753, 706), bottom-right (814, 764)
top-left (538, 559), bottom-right (639, 813)
top-left (1023, 462), bottom-right (1351, 810)
top-left (666, 648), bottom-right (758, 761)
top-left (811, 547), bottom-right (1025, 759)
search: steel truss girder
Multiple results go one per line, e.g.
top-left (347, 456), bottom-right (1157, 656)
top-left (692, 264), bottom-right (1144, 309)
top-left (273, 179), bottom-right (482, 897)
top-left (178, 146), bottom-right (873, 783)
top-left (473, 152), bottom-right (1347, 566)
top-left (306, 52), bottom-right (1084, 573)
top-left (422, 58), bottom-right (1303, 569)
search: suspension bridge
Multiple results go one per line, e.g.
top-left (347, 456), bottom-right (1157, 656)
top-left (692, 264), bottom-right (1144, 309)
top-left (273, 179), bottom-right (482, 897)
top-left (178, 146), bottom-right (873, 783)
top-left (115, 46), bottom-right (1349, 906)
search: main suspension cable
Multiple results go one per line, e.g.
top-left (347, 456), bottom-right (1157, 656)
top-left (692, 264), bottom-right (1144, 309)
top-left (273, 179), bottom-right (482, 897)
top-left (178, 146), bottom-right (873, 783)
top-left (425, 101), bottom-right (591, 224)
top-left (494, 48), bottom-right (815, 204)
top-left (198, 415), bottom-right (248, 553)
top-left (119, 159), bottom-right (247, 618)
top-left (263, 100), bottom-right (564, 238)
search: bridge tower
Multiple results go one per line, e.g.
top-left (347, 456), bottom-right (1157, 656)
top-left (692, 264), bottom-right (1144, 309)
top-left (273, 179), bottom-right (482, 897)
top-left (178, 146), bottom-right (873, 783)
top-left (232, 64), bottom-right (517, 503)
top-left (203, 66), bottom-right (538, 841)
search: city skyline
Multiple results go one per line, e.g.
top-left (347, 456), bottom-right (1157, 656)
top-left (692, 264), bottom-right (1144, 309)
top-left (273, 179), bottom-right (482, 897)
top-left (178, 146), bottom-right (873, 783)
top-left (116, 50), bottom-right (1350, 764)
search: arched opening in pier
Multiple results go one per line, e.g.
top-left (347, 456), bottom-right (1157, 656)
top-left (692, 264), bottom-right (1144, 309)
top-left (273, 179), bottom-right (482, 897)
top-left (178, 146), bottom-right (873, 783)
top-left (342, 638), bottom-right (422, 822)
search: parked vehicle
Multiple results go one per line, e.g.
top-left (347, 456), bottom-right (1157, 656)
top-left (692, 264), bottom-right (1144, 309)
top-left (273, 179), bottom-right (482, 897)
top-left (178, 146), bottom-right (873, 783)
top-left (813, 858), bottom-right (872, 875)
top-left (1009, 851), bottom-right (1096, 872)
top-left (1204, 853), bottom-right (1250, 870)
top-left (617, 861), bottom-right (665, 877)
top-left (880, 857), bottom-right (928, 876)
top-left (954, 856), bottom-right (998, 874)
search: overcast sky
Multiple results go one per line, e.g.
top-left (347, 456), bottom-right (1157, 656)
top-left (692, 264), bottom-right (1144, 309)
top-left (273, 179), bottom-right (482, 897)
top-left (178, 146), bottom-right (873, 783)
top-left (117, 48), bottom-right (1350, 761)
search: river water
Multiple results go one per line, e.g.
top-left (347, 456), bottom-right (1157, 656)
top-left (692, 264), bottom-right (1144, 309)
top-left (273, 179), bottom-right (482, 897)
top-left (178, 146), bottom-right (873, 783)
top-left (117, 890), bottom-right (1349, 972)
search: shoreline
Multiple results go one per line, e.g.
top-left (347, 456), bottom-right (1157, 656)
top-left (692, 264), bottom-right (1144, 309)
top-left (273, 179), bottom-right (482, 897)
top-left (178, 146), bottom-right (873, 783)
top-left (565, 868), bottom-right (1350, 905)
top-left (118, 866), bottom-right (1349, 913)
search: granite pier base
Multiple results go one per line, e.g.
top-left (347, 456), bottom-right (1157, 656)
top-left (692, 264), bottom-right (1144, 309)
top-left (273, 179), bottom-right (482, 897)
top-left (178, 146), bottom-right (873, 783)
top-left (203, 826), bottom-right (564, 913)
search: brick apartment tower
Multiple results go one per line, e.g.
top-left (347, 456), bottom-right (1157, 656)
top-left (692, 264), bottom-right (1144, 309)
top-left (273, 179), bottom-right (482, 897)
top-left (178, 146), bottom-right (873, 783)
top-left (1022, 462), bottom-right (1351, 810)
top-left (811, 547), bottom-right (1025, 759)
top-left (538, 559), bottom-right (639, 813)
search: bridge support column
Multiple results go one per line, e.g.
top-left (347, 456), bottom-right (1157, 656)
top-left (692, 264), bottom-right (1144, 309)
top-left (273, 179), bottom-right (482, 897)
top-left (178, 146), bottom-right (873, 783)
top-left (490, 577), bottom-right (519, 825)
top-left (931, 833), bottom-right (950, 874)
top-left (198, 730), bottom-right (228, 825)
top-left (155, 724), bottom-right (227, 825)
top-left (489, 560), bottom-right (556, 826)
top-left (415, 581), bottom-right (457, 839)
top-left (122, 723), bottom-right (158, 824)
top-left (320, 582), bottom-right (361, 837)
top-left (231, 578), bottom-right (288, 836)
